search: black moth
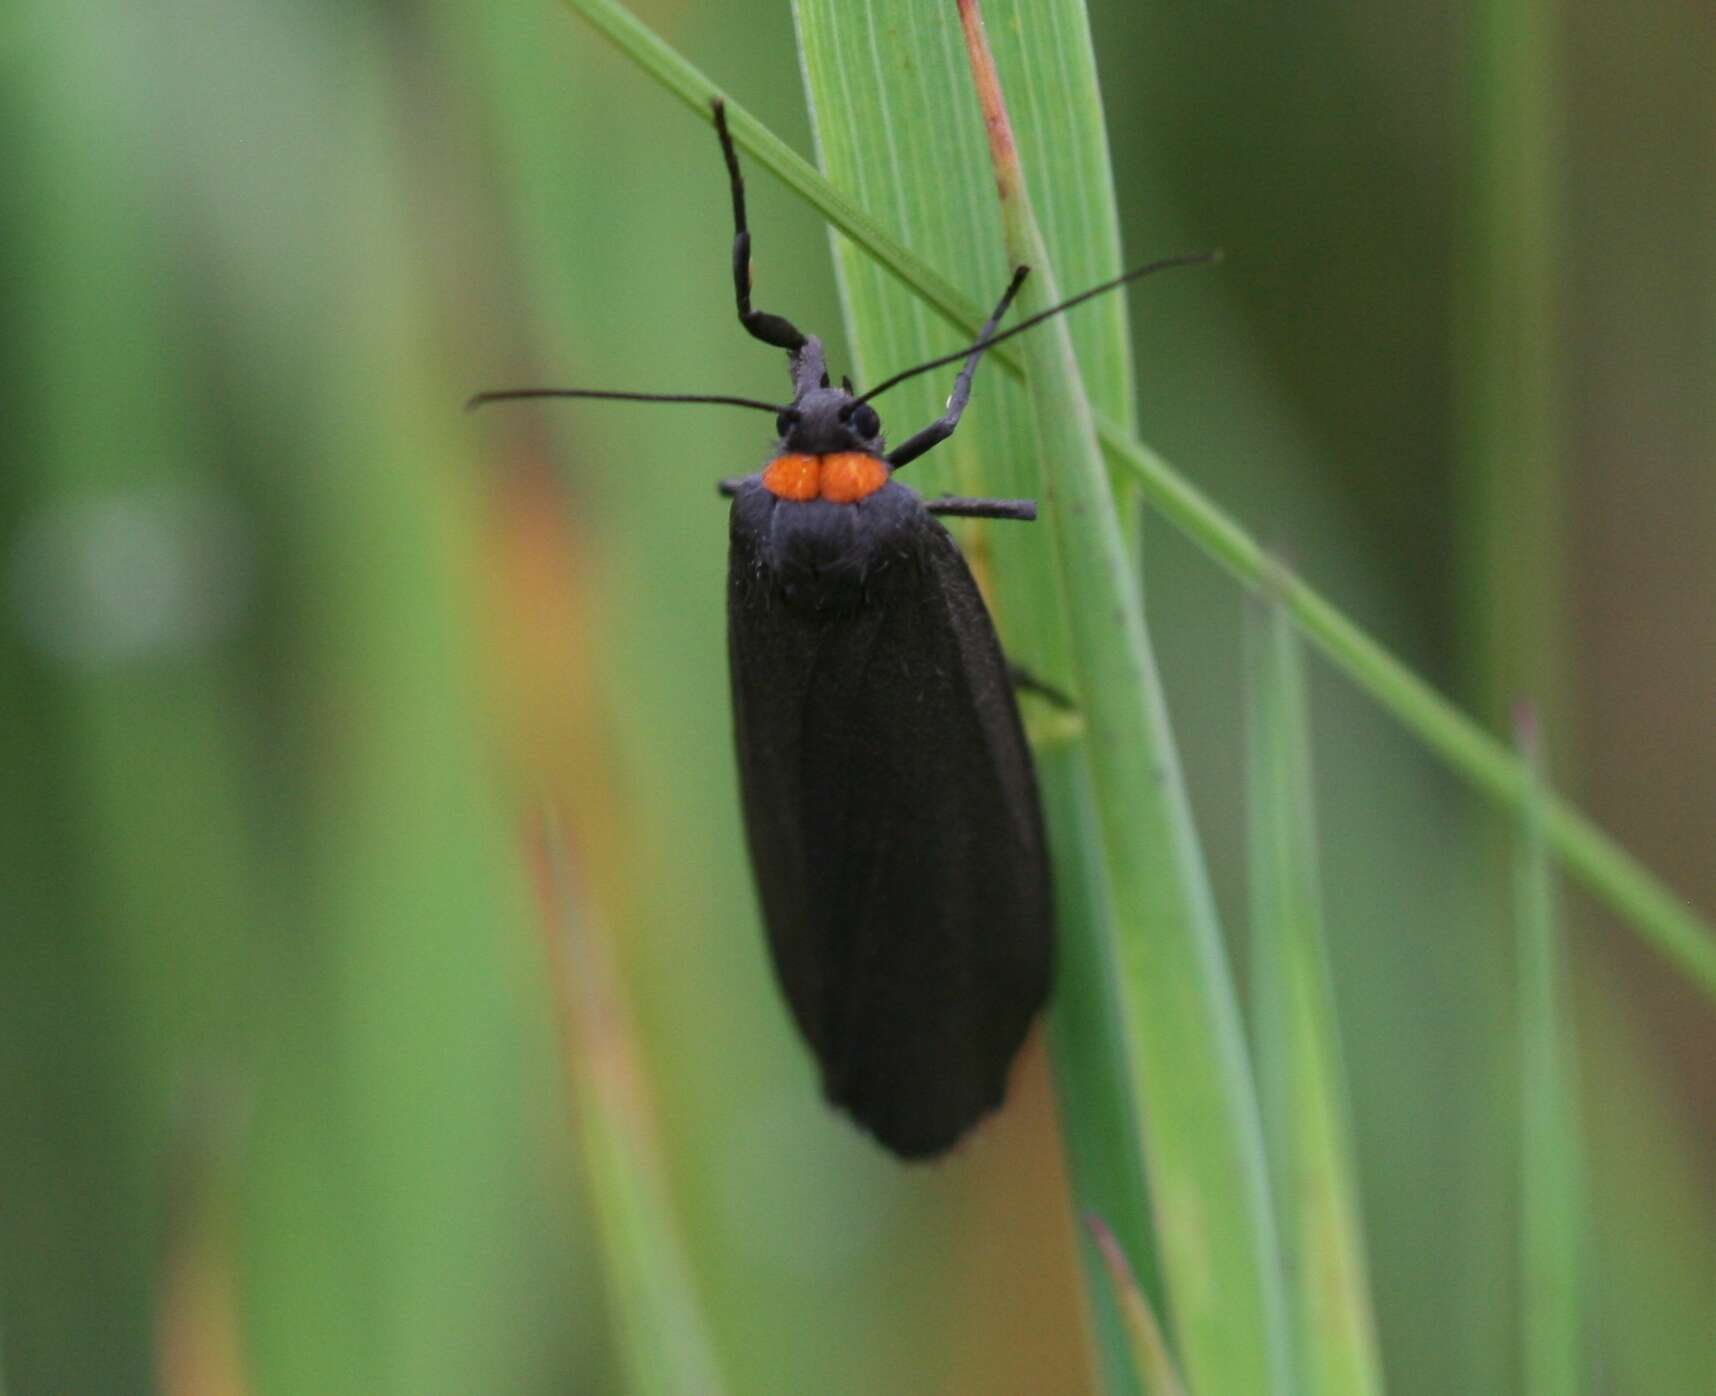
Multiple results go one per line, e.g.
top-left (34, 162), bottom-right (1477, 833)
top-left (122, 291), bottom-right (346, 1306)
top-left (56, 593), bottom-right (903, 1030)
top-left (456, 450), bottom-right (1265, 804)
top-left (472, 99), bottom-right (1209, 1159)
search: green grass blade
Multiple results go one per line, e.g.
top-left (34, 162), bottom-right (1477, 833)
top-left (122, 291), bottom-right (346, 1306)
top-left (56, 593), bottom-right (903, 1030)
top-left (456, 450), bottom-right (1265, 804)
top-left (1247, 594), bottom-right (1387, 1396)
top-left (1456, 0), bottom-right (1567, 720)
top-left (1514, 712), bottom-right (1584, 1396)
top-left (942, 4), bottom-right (1289, 1391)
top-left (555, 0), bottom-right (1716, 1010)
top-left (1087, 1215), bottom-right (1190, 1396)
top-left (540, 822), bottom-right (730, 1396)
top-left (1453, 0), bottom-right (1568, 1376)
top-left (1038, 747), bottom-right (1159, 1396)
top-left (793, 2), bottom-right (1157, 1389)
top-left (1246, 598), bottom-right (1297, 1392)
top-left (1093, 437), bottom-right (1716, 1005)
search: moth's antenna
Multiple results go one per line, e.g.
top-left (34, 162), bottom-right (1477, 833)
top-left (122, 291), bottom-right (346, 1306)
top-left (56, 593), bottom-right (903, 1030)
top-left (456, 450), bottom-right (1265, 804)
top-left (850, 250), bottom-right (1222, 408)
top-left (467, 387), bottom-right (791, 415)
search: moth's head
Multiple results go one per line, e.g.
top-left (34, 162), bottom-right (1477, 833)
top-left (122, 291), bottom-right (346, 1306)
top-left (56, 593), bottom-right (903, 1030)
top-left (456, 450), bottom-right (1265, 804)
top-left (762, 377), bottom-right (889, 504)
top-left (776, 386), bottom-right (883, 456)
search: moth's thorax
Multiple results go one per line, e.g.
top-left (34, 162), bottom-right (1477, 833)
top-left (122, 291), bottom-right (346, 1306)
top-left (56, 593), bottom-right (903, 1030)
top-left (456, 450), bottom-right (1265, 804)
top-left (730, 477), bottom-right (924, 620)
top-left (762, 451), bottom-right (889, 503)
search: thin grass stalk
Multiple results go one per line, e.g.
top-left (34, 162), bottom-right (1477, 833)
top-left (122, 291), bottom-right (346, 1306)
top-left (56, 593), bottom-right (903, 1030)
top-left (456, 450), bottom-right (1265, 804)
top-left (1039, 748), bottom-right (1161, 1396)
top-left (1454, 3), bottom-right (1569, 1372)
top-left (1247, 594), bottom-right (1387, 1396)
top-left (536, 818), bottom-right (728, 1396)
top-left (1087, 1215), bottom-right (1191, 1396)
top-left (1514, 712), bottom-right (1584, 1396)
top-left (1457, 0), bottom-right (1568, 724)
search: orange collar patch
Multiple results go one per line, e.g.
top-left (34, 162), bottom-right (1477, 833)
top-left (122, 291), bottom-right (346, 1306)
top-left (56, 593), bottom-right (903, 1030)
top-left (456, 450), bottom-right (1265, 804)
top-left (762, 452), bottom-right (889, 503)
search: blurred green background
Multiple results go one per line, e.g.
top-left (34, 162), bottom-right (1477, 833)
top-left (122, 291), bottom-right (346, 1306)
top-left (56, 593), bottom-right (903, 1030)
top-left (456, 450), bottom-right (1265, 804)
top-left (3, 1), bottom-right (1711, 1393)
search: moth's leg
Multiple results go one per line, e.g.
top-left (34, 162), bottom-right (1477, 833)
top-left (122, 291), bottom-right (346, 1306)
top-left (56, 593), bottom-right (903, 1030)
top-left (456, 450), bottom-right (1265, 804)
top-left (1006, 663), bottom-right (1074, 711)
top-left (713, 100), bottom-right (807, 353)
top-left (886, 267), bottom-right (1028, 469)
top-left (924, 496), bottom-right (1037, 522)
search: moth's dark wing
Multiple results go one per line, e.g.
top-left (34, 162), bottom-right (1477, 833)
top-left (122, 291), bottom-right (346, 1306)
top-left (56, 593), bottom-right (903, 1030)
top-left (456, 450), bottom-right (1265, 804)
top-left (727, 483), bottom-right (1053, 1159)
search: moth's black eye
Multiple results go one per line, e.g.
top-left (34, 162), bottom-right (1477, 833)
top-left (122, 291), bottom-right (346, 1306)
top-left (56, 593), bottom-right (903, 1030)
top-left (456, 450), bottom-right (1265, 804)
top-left (851, 403), bottom-right (881, 439)
top-left (775, 411), bottom-right (794, 437)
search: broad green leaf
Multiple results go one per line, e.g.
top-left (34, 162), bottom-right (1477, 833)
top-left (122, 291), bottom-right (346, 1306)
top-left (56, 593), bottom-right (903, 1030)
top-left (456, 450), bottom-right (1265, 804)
top-left (793, 3), bottom-right (1157, 1390)
top-left (795, 2), bottom-right (1292, 1390)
